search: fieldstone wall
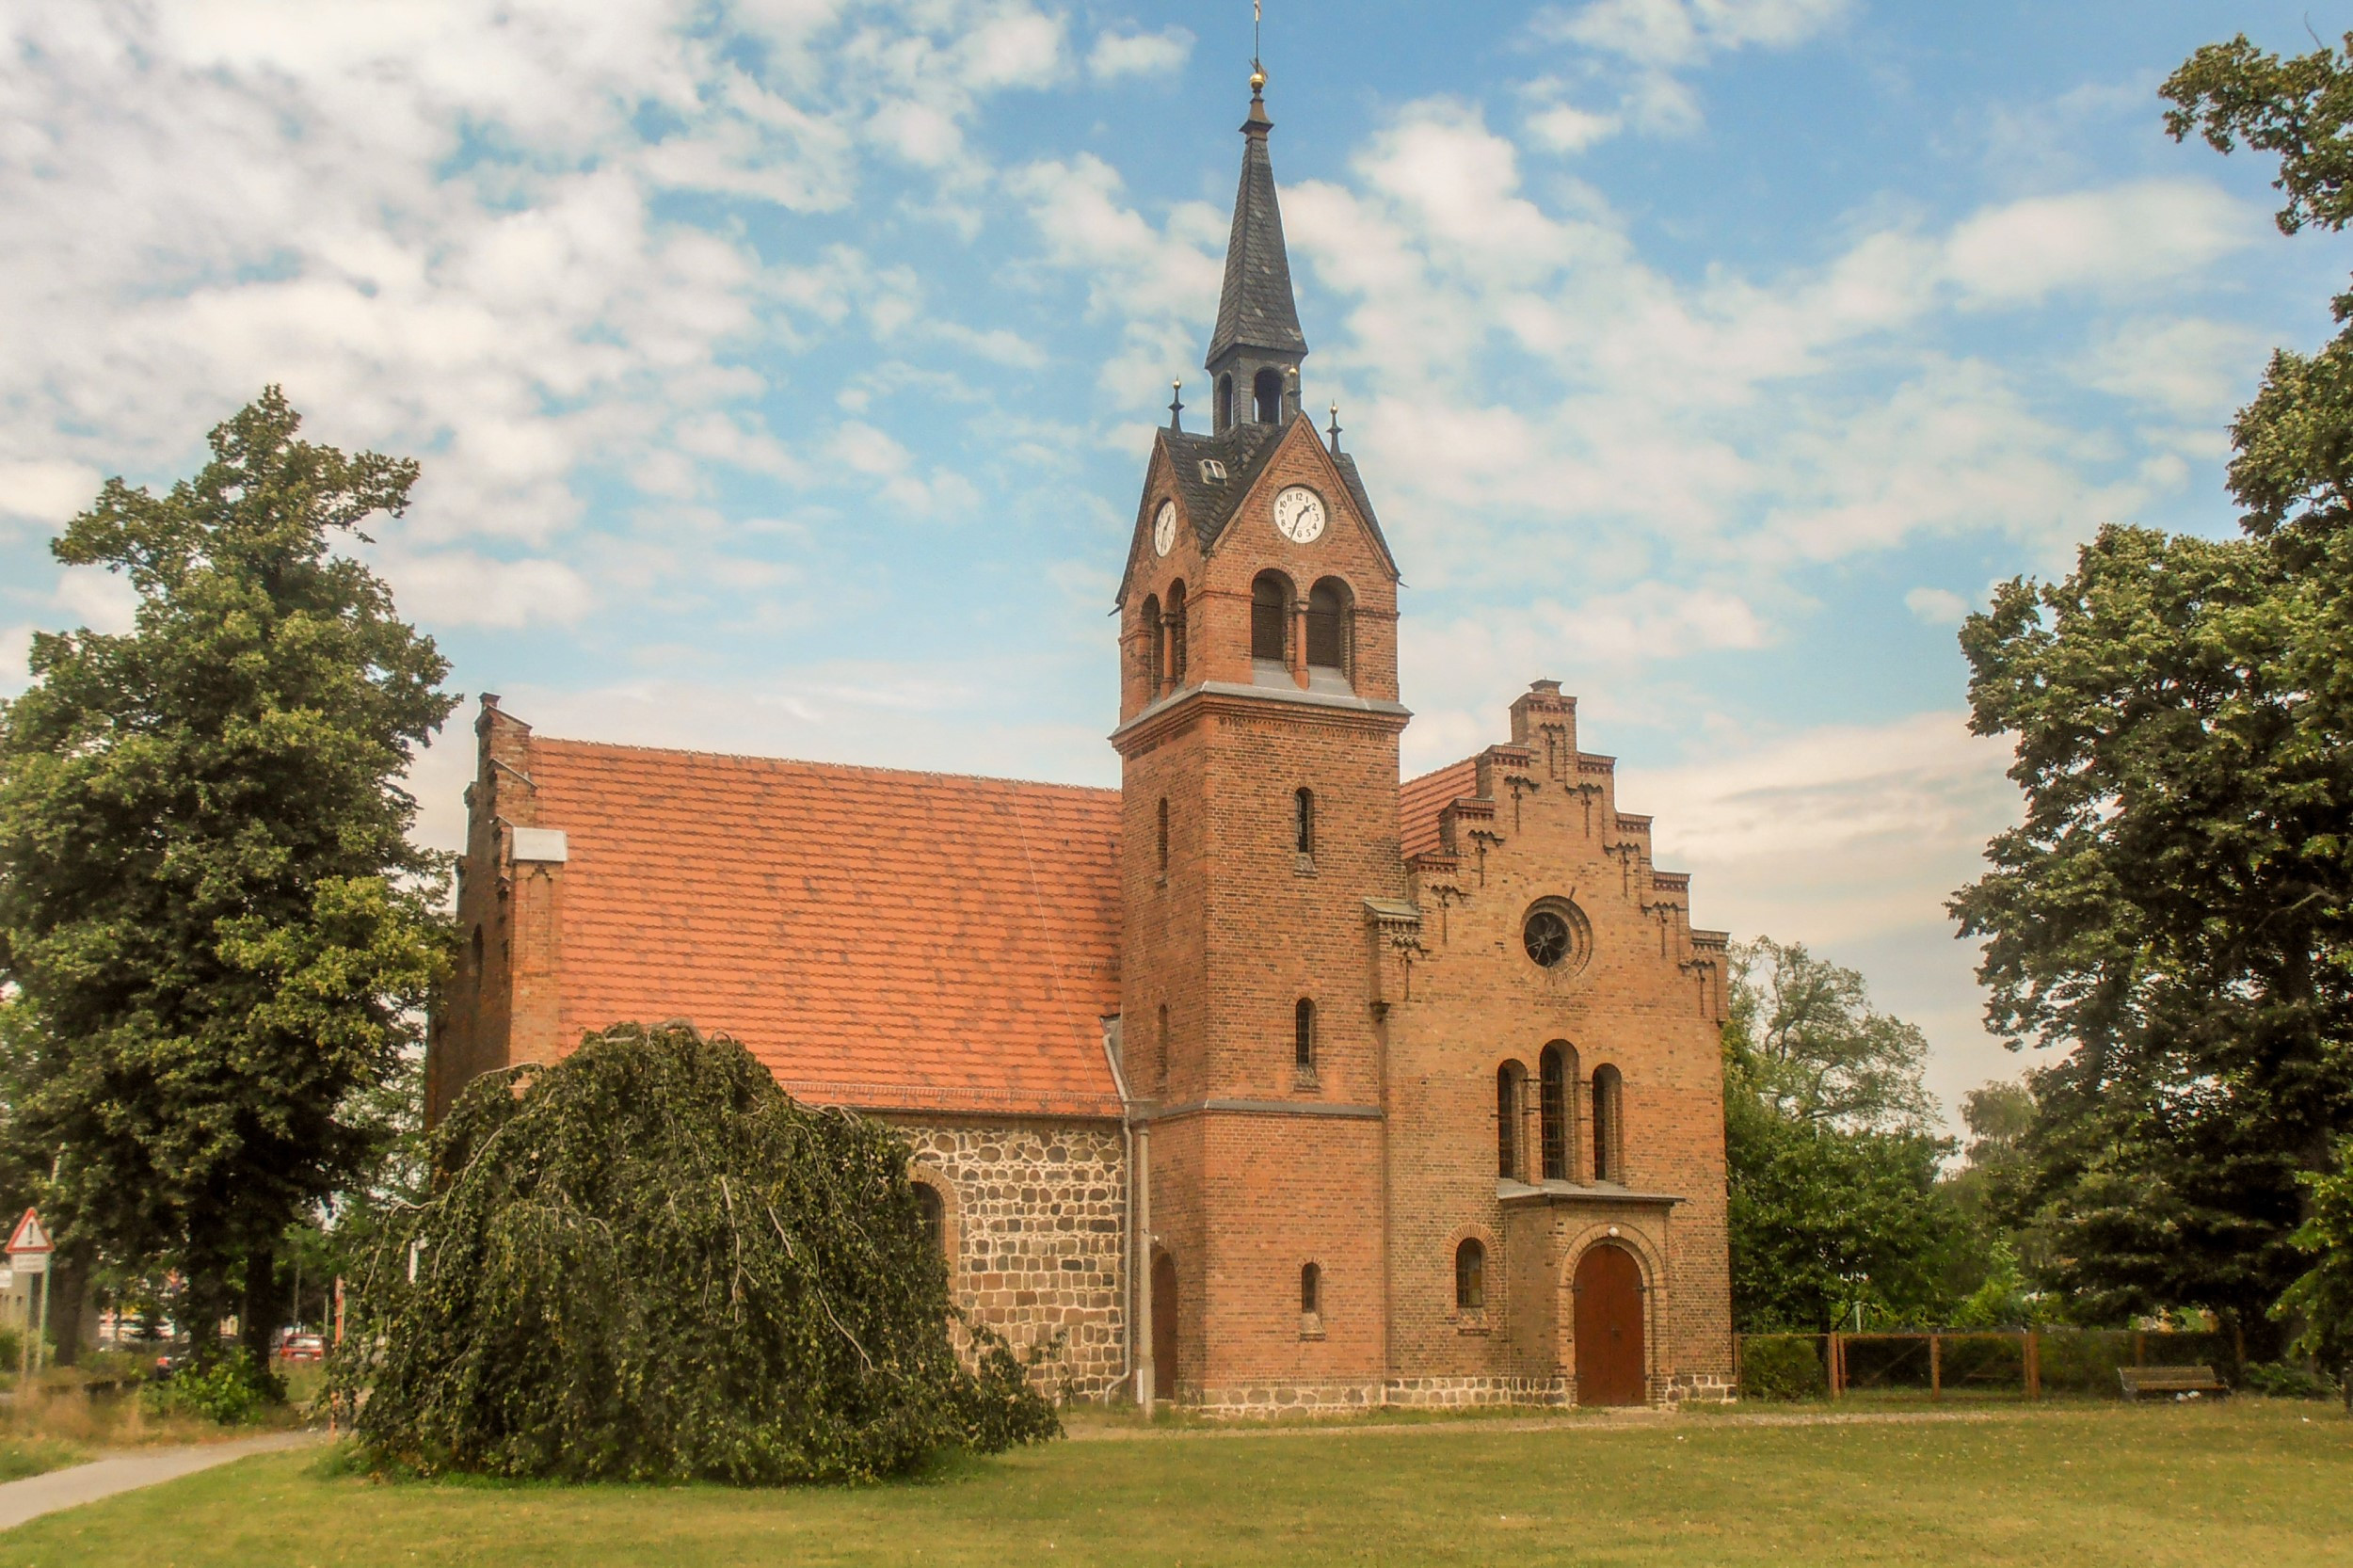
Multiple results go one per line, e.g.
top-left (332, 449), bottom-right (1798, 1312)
top-left (890, 1115), bottom-right (1129, 1402)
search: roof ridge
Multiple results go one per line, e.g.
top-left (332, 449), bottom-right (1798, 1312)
top-left (530, 736), bottom-right (1120, 797)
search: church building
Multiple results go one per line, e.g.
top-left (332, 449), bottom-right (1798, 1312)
top-left (426, 72), bottom-right (1737, 1413)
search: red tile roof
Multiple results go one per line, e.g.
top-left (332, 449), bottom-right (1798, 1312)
top-left (1399, 757), bottom-right (1477, 861)
top-left (527, 741), bottom-right (1126, 1119)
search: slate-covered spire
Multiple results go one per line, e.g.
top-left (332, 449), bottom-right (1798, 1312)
top-left (1206, 71), bottom-right (1307, 433)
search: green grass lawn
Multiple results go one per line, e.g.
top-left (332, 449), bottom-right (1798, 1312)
top-left (7, 1400), bottom-right (2349, 1566)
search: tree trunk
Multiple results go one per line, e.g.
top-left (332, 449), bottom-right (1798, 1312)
top-left (47, 1252), bottom-right (87, 1368)
top-left (180, 1265), bottom-right (230, 1370)
top-left (239, 1240), bottom-right (278, 1368)
top-left (181, 1223), bottom-right (232, 1370)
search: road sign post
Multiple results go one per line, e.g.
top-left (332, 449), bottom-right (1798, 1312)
top-left (7, 1208), bottom-right (54, 1385)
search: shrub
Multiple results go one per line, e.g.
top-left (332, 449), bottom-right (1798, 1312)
top-left (144, 1351), bottom-right (265, 1425)
top-left (332, 1022), bottom-right (1060, 1483)
top-left (2241, 1362), bottom-right (2339, 1400)
top-left (1739, 1336), bottom-right (1828, 1400)
top-left (0, 1325), bottom-right (21, 1372)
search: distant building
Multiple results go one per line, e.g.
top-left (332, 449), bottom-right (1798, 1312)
top-left (428, 73), bottom-right (1734, 1413)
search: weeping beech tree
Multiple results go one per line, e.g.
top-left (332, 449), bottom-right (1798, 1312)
top-left (333, 1023), bottom-right (1057, 1482)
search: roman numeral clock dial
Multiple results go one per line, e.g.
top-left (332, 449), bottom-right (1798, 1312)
top-left (1273, 485), bottom-right (1326, 544)
top-left (1153, 500), bottom-right (1176, 557)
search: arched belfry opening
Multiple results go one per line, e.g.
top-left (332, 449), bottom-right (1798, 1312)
top-left (1253, 367), bottom-right (1284, 424)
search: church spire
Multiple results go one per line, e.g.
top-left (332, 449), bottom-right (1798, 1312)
top-left (1206, 68), bottom-right (1307, 433)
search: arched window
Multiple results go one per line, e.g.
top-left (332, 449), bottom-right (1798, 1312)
top-left (1592, 1064), bottom-right (1623, 1182)
top-left (1497, 1063), bottom-right (1523, 1178)
top-left (1254, 366), bottom-right (1284, 424)
top-left (1155, 1001), bottom-right (1169, 1088)
top-left (1141, 594), bottom-right (1163, 690)
top-left (1305, 578), bottom-right (1350, 676)
top-left (1539, 1044), bottom-right (1568, 1180)
top-left (914, 1182), bottom-right (946, 1255)
top-left (1300, 1261), bottom-right (1321, 1314)
top-left (1251, 571), bottom-right (1290, 664)
top-left (1294, 998), bottom-right (1316, 1071)
top-left (1165, 581), bottom-right (1189, 683)
top-left (1293, 787), bottom-right (1315, 856)
top-left (1156, 796), bottom-right (1170, 874)
top-left (1217, 374), bottom-right (1234, 432)
top-left (1455, 1239), bottom-right (1486, 1311)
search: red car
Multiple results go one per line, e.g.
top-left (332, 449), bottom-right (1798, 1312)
top-left (276, 1333), bottom-right (326, 1363)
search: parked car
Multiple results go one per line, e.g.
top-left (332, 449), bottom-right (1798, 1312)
top-left (276, 1333), bottom-right (326, 1363)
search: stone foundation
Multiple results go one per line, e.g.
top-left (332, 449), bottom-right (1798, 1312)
top-left (890, 1115), bottom-right (1128, 1401)
top-left (1382, 1375), bottom-right (1572, 1409)
top-left (1664, 1371), bottom-right (1737, 1404)
top-left (1193, 1380), bottom-right (1387, 1416)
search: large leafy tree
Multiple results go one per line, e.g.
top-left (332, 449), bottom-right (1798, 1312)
top-left (1945, 32), bottom-right (2353, 1348)
top-left (1721, 940), bottom-right (1961, 1331)
top-left (0, 389), bottom-right (455, 1370)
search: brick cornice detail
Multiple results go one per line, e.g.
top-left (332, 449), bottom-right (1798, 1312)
top-left (1110, 680), bottom-right (1410, 756)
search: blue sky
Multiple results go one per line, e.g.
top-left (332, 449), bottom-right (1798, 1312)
top-left (5, 1), bottom-right (2348, 1121)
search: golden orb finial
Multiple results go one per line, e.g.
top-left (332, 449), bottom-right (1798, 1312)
top-left (1251, 67), bottom-right (1266, 92)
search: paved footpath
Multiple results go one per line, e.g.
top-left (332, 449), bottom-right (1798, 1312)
top-left (0, 1430), bottom-right (326, 1533)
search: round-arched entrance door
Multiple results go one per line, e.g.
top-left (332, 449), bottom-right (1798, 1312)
top-left (1150, 1251), bottom-right (1179, 1403)
top-left (1572, 1244), bottom-right (1646, 1406)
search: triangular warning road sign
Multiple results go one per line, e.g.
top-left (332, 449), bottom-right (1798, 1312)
top-left (7, 1208), bottom-right (51, 1256)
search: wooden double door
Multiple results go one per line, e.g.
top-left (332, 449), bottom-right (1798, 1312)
top-left (1572, 1244), bottom-right (1647, 1406)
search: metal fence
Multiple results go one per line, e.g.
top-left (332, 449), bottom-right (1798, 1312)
top-left (1735, 1329), bottom-right (2242, 1401)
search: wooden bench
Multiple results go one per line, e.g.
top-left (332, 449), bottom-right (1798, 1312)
top-left (2119, 1365), bottom-right (2231, 1400)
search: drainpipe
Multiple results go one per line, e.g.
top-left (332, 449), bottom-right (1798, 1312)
top-left (1101, 1016), bottom-right (1152, 1415)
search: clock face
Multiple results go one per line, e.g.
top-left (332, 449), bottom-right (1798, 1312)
top-left (1273, 486), bottom-right (1327, 544)
top-left (1152, 500), bottom-right (1176, 558)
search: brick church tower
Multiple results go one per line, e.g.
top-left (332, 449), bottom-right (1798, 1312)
top-left (1112, 70), bottom-right (1413, 1408)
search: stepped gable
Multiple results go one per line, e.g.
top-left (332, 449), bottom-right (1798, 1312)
top-left (526, 739), bottom-right (1125, 1118)
top-left (1399, 709), bottom-right (1733, 957)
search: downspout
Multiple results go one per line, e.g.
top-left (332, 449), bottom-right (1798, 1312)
top-left (1101, 1016), bottom-right (1151, 1414)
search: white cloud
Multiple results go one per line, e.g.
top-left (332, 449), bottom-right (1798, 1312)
top-left (1631, 708), bottom-right (2022, 1122)
top-left (1089, 27), bottom-right (1193, 81)
top-left (1943, 181), bottom-right (2251, 307)
top-left (53, 566), bottom-right (138, 634)
top-left (0, 0), bottom-right (1065, 604)
top-left (1533, 0), bottom-right (1849, 135)
top-left (2082, 315), bottom-right (2265, 420)
top-left (1541, 0), bottom-right (1852, 68)
top-left (1637, 709), bottom-right (2013, 940)
top-left (1006, 153), bottom-right (1225, 404)
top-left (1905, 587), bottom-right (1970, 625)
top-left (0, 625), bottom-right (32, 696)
top-left (373, 550), bottom-right (597, 631)
top-left (0, 460), bottom-right (101, 527)
top-left (1527, 102), bottom-right (1623, 152)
